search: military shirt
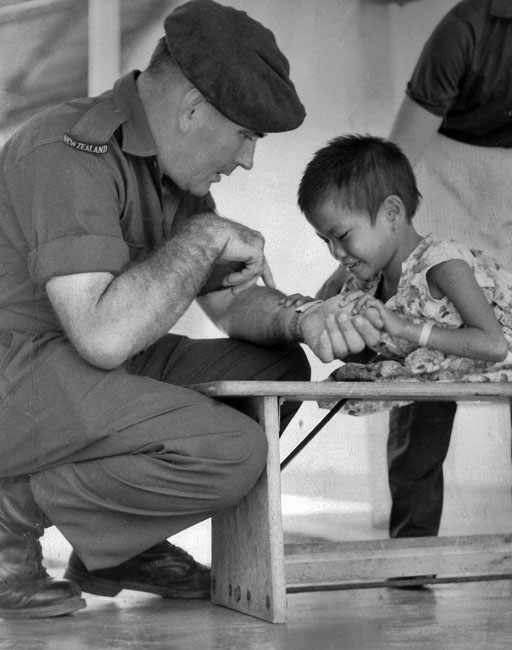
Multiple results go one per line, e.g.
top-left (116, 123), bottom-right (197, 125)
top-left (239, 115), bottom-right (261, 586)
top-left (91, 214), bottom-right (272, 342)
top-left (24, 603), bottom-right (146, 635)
top-left (406, 0), bottom-right (512, 147)
top-left (0, 71), bottom-right (213, 335)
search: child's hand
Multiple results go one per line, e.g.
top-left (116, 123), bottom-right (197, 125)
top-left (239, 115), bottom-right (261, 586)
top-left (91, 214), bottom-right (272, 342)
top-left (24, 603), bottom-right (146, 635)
top-left (352, 294), bottom-right (403, 335)
top-left (278, 293), bottom-right (315, 308)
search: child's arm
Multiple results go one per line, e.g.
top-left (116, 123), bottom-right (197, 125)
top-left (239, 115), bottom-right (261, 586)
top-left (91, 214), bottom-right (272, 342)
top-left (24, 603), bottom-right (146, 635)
top-left (353, 259), bottom-right (509, 363)
top-left (315, 265), bottom-right (351, 301)
top-left (279, 263), bottom-right (352, 307)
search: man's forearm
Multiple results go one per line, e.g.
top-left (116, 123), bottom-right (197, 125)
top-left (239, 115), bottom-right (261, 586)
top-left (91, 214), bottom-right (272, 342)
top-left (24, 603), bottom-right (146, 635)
top-left (201, 285), bottom-right (300, 346)
top-left (101, 218), bottom-right (219, 346)
top-left (47, 212), bottom-right (269, 369)
top-left (200, 284), bottom-right (385, 363)
top-left (47, 217), bottom-right (221, 369)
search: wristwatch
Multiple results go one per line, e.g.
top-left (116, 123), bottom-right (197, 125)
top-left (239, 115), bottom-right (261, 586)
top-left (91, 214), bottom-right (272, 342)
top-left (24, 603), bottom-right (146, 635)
top-left (289, 300), bottom-right (323, 342)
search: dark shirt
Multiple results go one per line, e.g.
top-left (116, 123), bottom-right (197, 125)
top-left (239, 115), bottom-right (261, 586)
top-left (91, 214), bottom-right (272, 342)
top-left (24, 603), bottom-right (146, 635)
top-left (406, 0), bottom-right (512, 147)
top-left (0, 71), bottom-right (213, 335)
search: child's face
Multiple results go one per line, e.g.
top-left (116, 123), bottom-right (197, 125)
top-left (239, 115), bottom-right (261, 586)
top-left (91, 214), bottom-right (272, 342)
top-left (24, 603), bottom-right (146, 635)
top-left (306, 193), bottom-right (399, 281)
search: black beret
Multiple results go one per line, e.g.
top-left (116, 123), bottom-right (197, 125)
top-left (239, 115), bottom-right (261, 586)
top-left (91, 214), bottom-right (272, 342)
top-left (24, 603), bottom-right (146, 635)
top-left (164, 0), bottom-right (306, 133)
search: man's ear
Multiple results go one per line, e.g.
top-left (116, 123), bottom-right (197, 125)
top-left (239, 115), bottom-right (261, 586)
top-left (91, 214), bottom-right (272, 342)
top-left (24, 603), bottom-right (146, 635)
top-left (178, 88), bottom-right (207, 132)
top-left (382, 195), bottom-right (405, 230)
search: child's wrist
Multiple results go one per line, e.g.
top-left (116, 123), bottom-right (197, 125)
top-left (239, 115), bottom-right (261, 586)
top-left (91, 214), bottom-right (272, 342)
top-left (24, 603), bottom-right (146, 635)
top-left (418, 322), bottom-right (434, 347)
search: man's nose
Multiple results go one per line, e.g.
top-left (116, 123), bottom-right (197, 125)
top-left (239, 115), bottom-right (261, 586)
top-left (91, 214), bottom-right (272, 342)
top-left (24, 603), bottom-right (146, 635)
top-left (236, 139), bottom-right (256, 170)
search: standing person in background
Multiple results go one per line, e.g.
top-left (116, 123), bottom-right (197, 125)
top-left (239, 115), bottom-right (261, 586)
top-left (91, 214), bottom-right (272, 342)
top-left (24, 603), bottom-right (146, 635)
top-left (390, 0), bottom-right (512, 264)
top-left (385, 0), bottom-right (512, 552)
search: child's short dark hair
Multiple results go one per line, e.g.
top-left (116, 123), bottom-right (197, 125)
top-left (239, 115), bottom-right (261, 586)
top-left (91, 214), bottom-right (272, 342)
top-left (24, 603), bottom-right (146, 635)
top-left (297, 134), bottom-right (421, 222)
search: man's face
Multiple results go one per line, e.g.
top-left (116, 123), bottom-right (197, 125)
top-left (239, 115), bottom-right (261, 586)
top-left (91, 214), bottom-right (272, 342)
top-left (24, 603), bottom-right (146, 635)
top-left (159, 97), bottom-right (262, 196)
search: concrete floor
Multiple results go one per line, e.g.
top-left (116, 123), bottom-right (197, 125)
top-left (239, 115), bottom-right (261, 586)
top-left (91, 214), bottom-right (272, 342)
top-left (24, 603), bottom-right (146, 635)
top-left (2, 575), bottom-right (512, 650)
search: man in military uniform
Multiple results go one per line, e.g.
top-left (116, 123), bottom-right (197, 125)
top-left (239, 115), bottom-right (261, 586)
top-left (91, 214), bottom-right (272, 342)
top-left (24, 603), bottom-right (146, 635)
top-left (0, 0), bottom-right (380, 619)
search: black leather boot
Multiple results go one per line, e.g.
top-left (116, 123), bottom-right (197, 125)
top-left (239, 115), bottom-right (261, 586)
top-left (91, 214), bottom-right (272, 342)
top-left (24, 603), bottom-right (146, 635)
top-left (0, 477), bottom-right (86, 619)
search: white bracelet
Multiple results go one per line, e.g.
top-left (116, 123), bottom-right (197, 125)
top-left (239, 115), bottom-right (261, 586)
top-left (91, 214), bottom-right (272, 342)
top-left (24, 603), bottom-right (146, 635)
top-left (418, 322), bottom-right (434, 347)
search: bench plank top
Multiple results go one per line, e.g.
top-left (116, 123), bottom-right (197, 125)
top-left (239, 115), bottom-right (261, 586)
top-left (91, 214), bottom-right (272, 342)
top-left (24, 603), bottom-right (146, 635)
top-left (189, 380), bottom-right (512, 402)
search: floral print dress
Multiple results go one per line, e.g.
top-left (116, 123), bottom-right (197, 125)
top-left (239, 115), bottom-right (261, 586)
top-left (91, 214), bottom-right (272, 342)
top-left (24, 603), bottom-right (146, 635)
top-left (324, 234), bottom-right (512, 415)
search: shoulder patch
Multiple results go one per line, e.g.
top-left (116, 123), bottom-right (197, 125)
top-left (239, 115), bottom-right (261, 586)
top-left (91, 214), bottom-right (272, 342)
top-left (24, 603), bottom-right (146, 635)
top-left (63, 133), bottom-right (108, 154)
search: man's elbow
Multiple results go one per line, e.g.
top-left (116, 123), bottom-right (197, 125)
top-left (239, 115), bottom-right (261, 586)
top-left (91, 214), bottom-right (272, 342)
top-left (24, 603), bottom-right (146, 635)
top-left (78, 346), bottom-right (127, 370)
top-left (74, 334), bottom-right (131, 370)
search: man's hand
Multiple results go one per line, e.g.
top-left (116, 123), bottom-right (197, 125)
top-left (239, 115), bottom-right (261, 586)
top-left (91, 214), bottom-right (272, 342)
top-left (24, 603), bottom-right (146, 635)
top-left (299, 295), bottom-right (384, 362)
top-left (196, 214), bottom-right (275, 294)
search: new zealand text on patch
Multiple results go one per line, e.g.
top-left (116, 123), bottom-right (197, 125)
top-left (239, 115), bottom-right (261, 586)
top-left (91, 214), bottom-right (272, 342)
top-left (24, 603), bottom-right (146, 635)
top-left (63, 133), bottom-right (108, 154)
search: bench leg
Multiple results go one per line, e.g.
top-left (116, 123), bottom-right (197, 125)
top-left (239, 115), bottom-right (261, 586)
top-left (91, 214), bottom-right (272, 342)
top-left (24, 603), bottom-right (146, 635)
top-left (211, 396), bottom-right (287, 623)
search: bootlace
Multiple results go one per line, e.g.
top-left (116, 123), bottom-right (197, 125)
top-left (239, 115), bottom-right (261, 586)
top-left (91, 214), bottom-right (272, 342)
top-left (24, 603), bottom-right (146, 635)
top-left (24, 536), bottom-right (50, 580)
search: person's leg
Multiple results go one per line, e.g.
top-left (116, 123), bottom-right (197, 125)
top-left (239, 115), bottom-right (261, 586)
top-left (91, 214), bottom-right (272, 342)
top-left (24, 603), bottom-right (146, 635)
top-left (388, 401), bottom-right (457, 538)
top-left (330, 350), bottom-right (457, 539)
top-left (31, 336), bottom-right (309, 598)
top-left (39, 383), bottom-right (268, 597)
top-left (127, 335), bottom-right (309, 431)
top-left (0, 476), bottom-right (86, 618)
top-left (33, 379), bottom-right (269, 569)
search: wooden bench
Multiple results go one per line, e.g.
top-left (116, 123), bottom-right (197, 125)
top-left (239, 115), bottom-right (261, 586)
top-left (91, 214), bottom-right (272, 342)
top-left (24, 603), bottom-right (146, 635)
top-left (190, 381), bottom-right (512, 623)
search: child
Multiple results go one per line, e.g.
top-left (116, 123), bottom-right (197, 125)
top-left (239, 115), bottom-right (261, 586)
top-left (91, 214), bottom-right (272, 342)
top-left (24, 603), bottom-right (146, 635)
top-left (289, 134), bottom-right (512, 414)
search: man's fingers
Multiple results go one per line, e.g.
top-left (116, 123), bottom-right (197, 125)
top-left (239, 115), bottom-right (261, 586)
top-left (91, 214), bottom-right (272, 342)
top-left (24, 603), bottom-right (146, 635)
top-left (230, 276), bottom-right (260, 295)
top-left (325, 313), bottom-right (352, 360)
top-left (222, 254), bottom-right (274, 293)
top-left (223, 256), bottom-right (262, 286)
top-left (261, 257), bottom-right (276, 289)
top-left (315, 329), bottom-right (335, 363)
top-left (301, 304), bottom-right (385, 362)
top-left (334, 312), bottom-right (366, 355)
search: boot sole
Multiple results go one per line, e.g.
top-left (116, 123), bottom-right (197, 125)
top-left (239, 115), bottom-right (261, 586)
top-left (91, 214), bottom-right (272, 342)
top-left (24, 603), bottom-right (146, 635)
top-left (0, 596), bottom-right (86, 619)
top-left (64, 567), bottom-right (209, 599)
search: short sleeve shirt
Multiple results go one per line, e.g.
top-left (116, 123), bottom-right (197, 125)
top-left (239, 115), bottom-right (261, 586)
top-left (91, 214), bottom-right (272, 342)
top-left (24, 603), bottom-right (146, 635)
top-left (0, 72), bottom-right (214, 334)
top-left (406, 0), bottom-right (512, 147)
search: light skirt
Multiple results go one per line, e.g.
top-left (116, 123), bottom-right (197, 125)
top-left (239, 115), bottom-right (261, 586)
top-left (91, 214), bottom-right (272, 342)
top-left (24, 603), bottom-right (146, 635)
top-left (413, 133), bottom-right (512, 270)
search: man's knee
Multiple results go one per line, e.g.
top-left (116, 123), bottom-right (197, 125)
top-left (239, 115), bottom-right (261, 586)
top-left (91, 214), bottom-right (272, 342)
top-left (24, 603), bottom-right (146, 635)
top-left (212, 417), bottom-right (268, 510)
top-left (278, 342), bottom-right (311, 382)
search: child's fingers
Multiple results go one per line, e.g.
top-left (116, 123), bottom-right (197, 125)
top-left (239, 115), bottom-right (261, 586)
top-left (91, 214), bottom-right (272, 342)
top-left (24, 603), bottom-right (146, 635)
top-left (363, 306), bottom-right (384, 330)
top-left (353, 294), bottom-right (377, 315)
top-left (279, 293), bottom-right (314, 308)
top-left (343, 290), bottom-right (365, 303)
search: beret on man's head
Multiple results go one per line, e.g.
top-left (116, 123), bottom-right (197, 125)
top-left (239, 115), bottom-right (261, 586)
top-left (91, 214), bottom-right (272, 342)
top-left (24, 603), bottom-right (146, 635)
top-left (164, 0), bottom-right (306, 133)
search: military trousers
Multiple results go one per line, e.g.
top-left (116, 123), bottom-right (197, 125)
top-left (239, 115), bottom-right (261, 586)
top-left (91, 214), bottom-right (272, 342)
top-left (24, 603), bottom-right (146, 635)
top-left (0, 331), bottom-right (309, 569)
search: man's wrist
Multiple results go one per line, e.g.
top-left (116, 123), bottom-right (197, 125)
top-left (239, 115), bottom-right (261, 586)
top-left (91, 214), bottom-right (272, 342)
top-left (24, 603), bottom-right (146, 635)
top-left (289, 310), bottom-right (305, 342)
top-left (288, 300), bottom-right (323, 342)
